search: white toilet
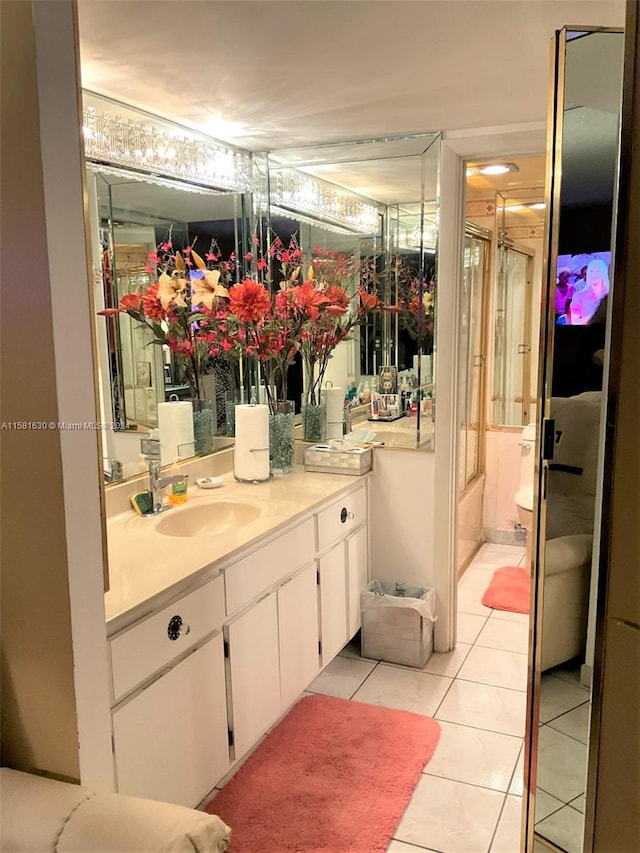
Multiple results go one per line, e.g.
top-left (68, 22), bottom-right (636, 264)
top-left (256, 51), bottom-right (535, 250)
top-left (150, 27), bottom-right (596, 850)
top-left (514, 423), bottom-right (537, 564)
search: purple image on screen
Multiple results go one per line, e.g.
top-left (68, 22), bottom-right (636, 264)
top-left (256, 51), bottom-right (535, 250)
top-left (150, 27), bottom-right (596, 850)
top-left (555, 252), bottom-right (611, 325)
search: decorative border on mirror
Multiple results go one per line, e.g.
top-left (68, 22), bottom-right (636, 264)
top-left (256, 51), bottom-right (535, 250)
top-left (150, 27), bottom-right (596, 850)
top-left (82, 91), bottom-right (253, 193)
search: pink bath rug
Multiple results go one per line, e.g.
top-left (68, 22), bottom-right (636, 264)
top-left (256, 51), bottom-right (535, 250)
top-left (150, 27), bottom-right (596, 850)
top-left (481, 565), bottom-right (530, 613)
top-left (205, 693), bottom-right (441, 853)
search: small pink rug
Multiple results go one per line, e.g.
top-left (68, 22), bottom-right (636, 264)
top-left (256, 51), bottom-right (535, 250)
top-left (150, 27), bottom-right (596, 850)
top-left (205, 693), bottom-right (441, 853)
top-left (481, 565), bottom-right (530, 614)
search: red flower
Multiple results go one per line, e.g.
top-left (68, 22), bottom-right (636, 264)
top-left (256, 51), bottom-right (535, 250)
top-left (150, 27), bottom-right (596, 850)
top-left (326, 304), bottom-right (346, 316)
top-left (119, 291), bottom-right (142, 312)
top-left (296, 281), bottom-right (329, 321)
top-left (140, 283), bottom-right (165, 322)
top-left (383, 304), bottom-right (403, 314)
top-left (97, 307), bottom-right (120, 316)
top-left (228, 279), bottom-right (271, 323)
top-left (168, 339), bottom-right (194, 356)
top-left (359, 290), bottom-right (380, 311)
top-left (325, 284), bottom-right (349, 309)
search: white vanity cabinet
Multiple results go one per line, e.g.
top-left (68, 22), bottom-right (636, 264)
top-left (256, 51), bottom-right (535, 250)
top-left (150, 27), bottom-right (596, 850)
top-left (225, 561), bottom-right (319, 758)
top-left (277, 563), bottom-right (321, 709)
top-left (107, 477), bottom-right (369, 807)
top-left (317, 485), bottom-right (368, 665)
top-left (112, 632), bottom-right (229, 807)
top-left (347, 524), bottom-right (368, 637)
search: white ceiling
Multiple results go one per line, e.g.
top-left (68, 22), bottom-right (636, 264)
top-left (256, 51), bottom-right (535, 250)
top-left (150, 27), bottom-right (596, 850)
top-left (77, 0), bottom-right (624, 154)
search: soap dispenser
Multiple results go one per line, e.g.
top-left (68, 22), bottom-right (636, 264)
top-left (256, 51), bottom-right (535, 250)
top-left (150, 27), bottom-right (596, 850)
top-left (168, 461), bottom-right (188, 505)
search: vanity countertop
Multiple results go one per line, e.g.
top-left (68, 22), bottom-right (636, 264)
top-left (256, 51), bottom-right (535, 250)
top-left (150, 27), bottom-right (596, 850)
top-left (105, 466), bottom-right (368, 631)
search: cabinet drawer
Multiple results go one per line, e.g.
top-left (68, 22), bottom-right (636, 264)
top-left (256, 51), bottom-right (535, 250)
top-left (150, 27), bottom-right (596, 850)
top-left (110, 573), bottom-right (225, 703)
top-left (317, 486), bottom-right (367, 552)
top-left (225, 517), bottom-right (314, 615)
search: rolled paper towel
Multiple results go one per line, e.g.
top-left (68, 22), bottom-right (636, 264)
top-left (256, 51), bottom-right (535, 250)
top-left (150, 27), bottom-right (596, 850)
top-left (158, 399), bottom-right (194, 464)
top-left (326, 422), bottom-right (344, 441)
top-left (234, 404), bottom-right (270, 482)
top-left (323, 386), bottom-right (344, 425)
top-left (413, 354), bottom-right (432, 384)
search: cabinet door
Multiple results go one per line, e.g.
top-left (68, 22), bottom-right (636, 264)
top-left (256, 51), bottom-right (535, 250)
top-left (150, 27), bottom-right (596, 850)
top-left (278, 563), bottom-right (320, 709)
top-left (112, 633), bottom-right (229, 807)
top-left (347, 525), bottom-right (369, 638)
top-left (226, 592), bottom-right (280, 760)
top-left (318, 542), bottom-right (348, 665)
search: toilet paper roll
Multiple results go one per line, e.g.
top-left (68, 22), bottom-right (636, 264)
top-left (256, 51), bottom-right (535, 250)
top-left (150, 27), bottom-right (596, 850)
top-left (234, 404), bottom-right (270, 482)
top-left (158, 400), bottom-right (194, 464)
top-left (323, 386), bottom-right (344, 424)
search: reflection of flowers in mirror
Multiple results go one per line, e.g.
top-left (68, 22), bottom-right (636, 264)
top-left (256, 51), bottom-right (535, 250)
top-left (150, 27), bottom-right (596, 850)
top-left (97, 233), bottom-right (383, 413)
top-left (97, 233), bottom-right (230, 402)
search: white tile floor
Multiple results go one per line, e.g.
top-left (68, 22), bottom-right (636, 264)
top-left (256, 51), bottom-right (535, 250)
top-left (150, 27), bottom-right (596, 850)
top-left (306, 542), bottom-right (530, 852)
top-left (535, 666), bottom-right (590, 851)
top-left (216, 542), bottom-right (589, 852)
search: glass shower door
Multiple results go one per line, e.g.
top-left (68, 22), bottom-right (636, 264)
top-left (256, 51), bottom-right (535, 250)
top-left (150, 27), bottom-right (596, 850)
top-left (458, 230), bottom-right (489, 495)
top-left (492, 243), bottom-right (533, 426)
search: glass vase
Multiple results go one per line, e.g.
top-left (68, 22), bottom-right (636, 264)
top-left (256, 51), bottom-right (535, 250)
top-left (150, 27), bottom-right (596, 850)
top-left (192, 398), bottom-right (214, 455)
top-left (269, 400), bottom-right (295, 474)
top-left (301, 400), bottom-right (326, 442)
top-left (224, 390), bottom-right (240, 437)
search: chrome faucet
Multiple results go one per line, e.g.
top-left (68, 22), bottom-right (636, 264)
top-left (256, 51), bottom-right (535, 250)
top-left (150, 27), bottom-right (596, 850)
top-left (140, 437), bottom-right (184, 515)
top-left (148, 458), bottom-right (184, 514)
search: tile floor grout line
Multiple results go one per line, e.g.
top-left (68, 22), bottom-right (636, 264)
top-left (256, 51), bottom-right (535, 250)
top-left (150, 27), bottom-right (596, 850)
top-left (486, 790), bottom-right (510, 853)
top-left (450, 674), bottom-right (530, 695)
top-left (389, 838), bottom-right (446, 853)
top-left (421, 769), bottom-right (517, 796)
top-left (543, 721), bottom-right (589, 746)
top-left (347, 658), bottom-right (382, 700)
top-left (430, 664), bottom-right (460, 719)
top-left (504, 741), bottom-right (524, 796)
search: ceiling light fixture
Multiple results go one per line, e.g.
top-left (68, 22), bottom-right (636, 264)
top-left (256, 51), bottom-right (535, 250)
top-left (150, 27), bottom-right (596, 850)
top-left (479, 163), bottom-right (518, 176)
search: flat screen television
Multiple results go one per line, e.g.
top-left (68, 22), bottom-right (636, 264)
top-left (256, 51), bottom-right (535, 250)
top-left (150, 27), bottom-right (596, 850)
top-left (555, 251), bottom-right (611, 325)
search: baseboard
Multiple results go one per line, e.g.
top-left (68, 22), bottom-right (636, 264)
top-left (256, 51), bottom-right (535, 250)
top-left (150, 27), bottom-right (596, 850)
top-left (485, 527), bottom-right (527, 547)
top-left (580, 662), bottom-right (593, 689)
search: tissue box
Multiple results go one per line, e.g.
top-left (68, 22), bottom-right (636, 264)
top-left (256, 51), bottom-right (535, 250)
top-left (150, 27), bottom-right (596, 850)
top-left (303, 444), bottom-right (372, 476)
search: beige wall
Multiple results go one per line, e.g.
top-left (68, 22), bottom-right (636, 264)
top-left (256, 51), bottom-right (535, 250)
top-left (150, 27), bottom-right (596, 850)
top-left (0, 1), bottom-right (80, 780)
top-left (590, 3), bottom-right (640, 849)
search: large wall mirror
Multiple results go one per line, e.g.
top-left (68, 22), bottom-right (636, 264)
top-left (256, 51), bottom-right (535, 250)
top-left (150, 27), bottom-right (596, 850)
top-left (525, 27), bottom-right (624, 853)
top-left (84, 92), bottom-right (442, 480)
top-left (84, 93), bottom-right (261, 482)
top-left (267, 135), bottom-right (441, 450)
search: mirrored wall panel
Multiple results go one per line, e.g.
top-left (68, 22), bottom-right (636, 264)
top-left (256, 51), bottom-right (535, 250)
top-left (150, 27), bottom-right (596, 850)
top-left (267, 134), bottom-right (441, 450)
top-left (83, 93), bottom-right (260, 482)
top-left (526, 27), bottom-right (624, 853)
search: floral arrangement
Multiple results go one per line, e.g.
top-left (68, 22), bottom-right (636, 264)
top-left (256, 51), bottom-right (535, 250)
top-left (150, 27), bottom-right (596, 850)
top-left (99, 234), bottom-right (229, 401)
top-left (99, 232), bottom-right (409, 419)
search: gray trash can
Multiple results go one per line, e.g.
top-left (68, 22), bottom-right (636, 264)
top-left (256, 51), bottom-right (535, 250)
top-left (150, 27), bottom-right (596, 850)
top-left (361, 580), bottom-right (437, 668)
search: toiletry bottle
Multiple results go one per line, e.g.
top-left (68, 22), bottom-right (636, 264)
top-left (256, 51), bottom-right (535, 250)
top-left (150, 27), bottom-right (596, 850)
top-left (362, 382), bottom-right (372, 404)
top-left (168, 461), bottom-right (188, 505)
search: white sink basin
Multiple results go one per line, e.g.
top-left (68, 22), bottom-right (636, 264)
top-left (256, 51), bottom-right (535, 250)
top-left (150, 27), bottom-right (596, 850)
top-left (155, 500), bottom-right (261, 538)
